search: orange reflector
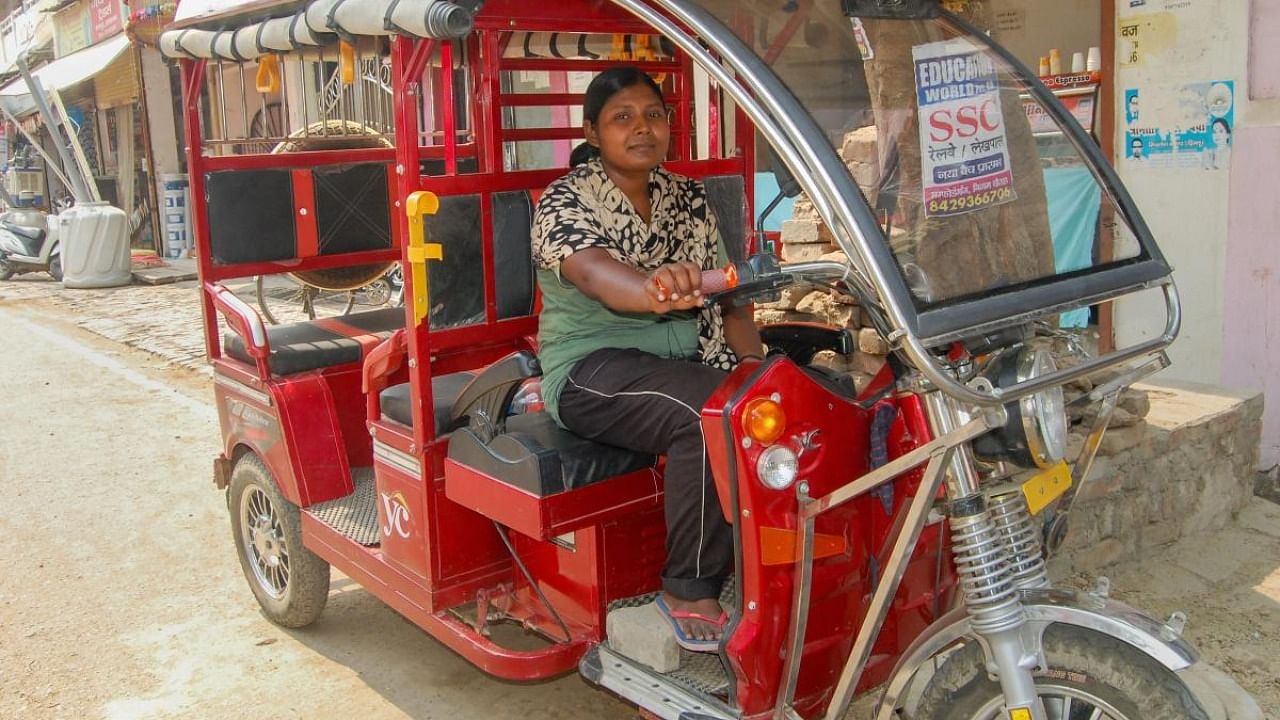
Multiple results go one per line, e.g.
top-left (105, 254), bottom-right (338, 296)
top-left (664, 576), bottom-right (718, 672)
top-left (743, 398), bottom-right (786, 445)
top-left (760, 526), bottom-right (847, 566)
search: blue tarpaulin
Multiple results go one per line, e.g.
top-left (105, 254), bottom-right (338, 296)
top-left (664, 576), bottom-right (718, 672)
top-left (1044, 166), bottom-right (1101, 328)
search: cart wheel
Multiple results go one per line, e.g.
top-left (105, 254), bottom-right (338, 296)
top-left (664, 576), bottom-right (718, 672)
top-left (228, 453), bottom-right (330, 628)
top-left (254, 276), bottom-right (280, 325)
top-left (0, 258), bottom-right (14, 280)
top-left (47, 255), bottom-right (61, 282)
top-left (912, 626), bottom-right (1208, 720)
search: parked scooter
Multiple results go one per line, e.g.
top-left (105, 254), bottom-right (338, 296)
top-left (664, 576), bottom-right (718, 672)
top-left (0, 205), bottom-right (60, 281)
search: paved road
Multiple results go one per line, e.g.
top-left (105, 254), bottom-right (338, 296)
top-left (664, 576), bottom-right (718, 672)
top-left (0, 306), bottom-right (629, 720)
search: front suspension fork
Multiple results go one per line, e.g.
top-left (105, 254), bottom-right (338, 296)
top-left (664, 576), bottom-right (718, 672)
top-left (925, 392), bottom-right (1050, 720)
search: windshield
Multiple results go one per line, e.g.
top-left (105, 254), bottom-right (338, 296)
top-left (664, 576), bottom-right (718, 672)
top-left (700, 3), bottom-right (1142, 312)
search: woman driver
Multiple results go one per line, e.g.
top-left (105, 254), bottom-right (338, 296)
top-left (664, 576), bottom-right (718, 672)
top-left (532, 67), bottom-right (765, 652)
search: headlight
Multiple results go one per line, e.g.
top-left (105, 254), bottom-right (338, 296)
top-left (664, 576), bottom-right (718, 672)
top-left (1018, 349), bottom-right (1067, 467)
top-left (973, 347), bottom-right (1068, 469)
top-left (756, 445), bottom-right (799, 490)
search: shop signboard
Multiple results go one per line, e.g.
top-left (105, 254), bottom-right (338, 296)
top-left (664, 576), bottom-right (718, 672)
top-left (90, 0), bottom-right (123, 44)
top-left (912, 39), bottom-right (1016, 218)
top-left (1023, 72), bottom-right (1100, 136)
top-left (54, 3), bottom-right (91, 57)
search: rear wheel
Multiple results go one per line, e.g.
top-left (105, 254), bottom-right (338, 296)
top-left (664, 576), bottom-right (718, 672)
top-left (228, 453), bottom-right (330, 627)
top-left (913, 626), bottom-right (1208, 720)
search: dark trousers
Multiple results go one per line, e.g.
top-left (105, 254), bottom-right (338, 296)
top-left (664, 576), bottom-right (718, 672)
top-left (558, 348), bottom-right (733, 601)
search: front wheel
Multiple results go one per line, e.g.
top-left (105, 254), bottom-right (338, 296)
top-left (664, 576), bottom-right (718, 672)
top-left (913, 626), bottom-right (1208, 720)
top-left (48, 254), bottom-right (62, 282)
top-left (0, 257), bottom-right (14, 280)
top-left (227, 453), bottom-right (330, 627)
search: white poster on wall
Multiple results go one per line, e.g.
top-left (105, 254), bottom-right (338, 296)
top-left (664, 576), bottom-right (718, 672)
top-left (912, 40), bottom-right (1017, 218)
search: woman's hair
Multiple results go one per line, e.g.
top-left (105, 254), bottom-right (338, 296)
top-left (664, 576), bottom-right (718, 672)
top-left (572, 67), bottom-right (666, 167)
top-left (1212, 117), bottom-right (1231, 135)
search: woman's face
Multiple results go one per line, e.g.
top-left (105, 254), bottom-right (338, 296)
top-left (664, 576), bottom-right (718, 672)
top-left (585, 82), bottom-right (670, 175)
top-left (1213, 122), bottom-right (1230, 147)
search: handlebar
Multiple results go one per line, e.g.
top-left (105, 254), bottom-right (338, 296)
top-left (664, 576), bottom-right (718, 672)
top-left (743, 256), bottom-right (1179, 407)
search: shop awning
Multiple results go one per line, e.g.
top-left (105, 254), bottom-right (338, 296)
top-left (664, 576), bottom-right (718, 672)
top-left (0, 34), bottom-right (131, 115)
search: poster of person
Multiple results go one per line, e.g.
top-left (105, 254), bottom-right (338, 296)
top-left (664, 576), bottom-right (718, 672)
top-left (912, 40), bottom-right (1017, 218)
top-left (1124, 80), bottom-right (1234, 169)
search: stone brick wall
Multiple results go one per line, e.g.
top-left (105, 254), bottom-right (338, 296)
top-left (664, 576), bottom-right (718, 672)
top-left (1052, 381), bottom-right (1263, 573)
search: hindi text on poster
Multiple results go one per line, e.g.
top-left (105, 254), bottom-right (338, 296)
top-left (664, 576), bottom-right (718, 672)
top-left (912, 40), bottom-right (1016, 218)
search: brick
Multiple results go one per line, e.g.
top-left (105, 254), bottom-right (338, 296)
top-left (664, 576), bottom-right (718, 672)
top-left (606, 604), bottom-right (680, 673)
top-left (849, 351), bottom-right (886, 376)
top-left (857, 328), bottom-right (888, 356)
top-left (839, 125), bottom-right (879, 165)
top-left (1140, 521), bottom-right (1181, 549)
top-left (1098, 421), bottom-right (1147, 456)
top-left (810, 351), bottom-right (849, 373)
top-left (1072, 537), bottom-right (1126, 572)
top-left (782, 242), bottom-right (836, 263)
top-left (756, 284), bottom-right (815, 311)
top-left (780, 219), bottom-right (823, 245)
top-left (1118, 388), bottom-right (1151, 419)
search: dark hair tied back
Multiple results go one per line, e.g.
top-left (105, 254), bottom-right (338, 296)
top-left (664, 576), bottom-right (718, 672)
top-left (582, 66), bottom-right (666, 125)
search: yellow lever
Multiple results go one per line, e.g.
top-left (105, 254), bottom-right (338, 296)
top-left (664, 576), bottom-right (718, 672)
top-left (340, 40), bottom-right (356, 85)
top-left (406, 191), bottom-right (442, 327)
top-left (255, 55), bottom-right (281, 94)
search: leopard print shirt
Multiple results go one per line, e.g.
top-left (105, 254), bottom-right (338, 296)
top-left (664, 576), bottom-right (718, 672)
top-left (532, 158), bottom-right (736, 370)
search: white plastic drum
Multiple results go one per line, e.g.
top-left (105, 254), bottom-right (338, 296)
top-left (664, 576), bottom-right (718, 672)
top-left (59, 202), bottom-right (131, 288)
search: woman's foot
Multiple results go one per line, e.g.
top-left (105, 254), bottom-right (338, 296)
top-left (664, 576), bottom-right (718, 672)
top-left (660, 592), bottom-right (726, 643)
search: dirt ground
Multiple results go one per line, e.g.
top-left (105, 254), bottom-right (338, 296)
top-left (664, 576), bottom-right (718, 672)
top-left (1072, 503), bottom-right (1280, 715)
top-left (1, 302), bottom-right (1276, 719)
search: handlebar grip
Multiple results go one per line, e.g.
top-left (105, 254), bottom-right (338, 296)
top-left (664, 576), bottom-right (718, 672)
top-left (700, 264), bottom-right (739, 294)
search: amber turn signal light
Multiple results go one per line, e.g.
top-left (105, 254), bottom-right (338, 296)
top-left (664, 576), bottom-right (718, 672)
top-left (743, 398), bottom-right (786, 445)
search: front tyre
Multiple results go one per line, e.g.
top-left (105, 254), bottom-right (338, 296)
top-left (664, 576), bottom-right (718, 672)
top-left (0, 258), bottom-right (14, 280)
top-left (48, 254), bottom-right (62, 282)
top-left (228, 453), bottom-right (330, 627)
top-left (914, 626), bottom-right (1209, 720)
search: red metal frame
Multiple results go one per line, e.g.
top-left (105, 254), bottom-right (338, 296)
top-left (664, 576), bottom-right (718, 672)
top-left (180, 1), bottom-right (963, 714)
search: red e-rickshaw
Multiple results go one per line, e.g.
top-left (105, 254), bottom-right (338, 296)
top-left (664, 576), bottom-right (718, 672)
top-left (163, 0), bottom-right (1223, 717)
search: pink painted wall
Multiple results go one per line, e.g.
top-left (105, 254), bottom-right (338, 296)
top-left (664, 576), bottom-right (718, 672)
top-left (1222, 125), bottom-right (1280, 468)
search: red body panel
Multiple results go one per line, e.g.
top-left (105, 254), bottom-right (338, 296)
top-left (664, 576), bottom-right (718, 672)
top-left (703, 360), bottom-right (957, 717)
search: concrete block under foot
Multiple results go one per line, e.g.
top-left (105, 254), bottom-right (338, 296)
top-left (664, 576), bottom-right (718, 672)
top-left (606, 604), bottom-right (680, 673)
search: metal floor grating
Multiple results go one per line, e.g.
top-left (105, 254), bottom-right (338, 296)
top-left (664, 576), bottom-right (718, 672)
top-left (606, 576), bottom-right (738, 697)
top-left (308, 468), bottom-right (380, 546)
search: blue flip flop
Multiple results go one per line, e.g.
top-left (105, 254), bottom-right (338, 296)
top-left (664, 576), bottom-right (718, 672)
top-left (654, 595), bottom-right (726, 653)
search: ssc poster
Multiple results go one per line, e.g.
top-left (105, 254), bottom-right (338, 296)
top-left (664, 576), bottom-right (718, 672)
top-left (912, 40), bottom-right (1016, 218)
top-left (1124, 80), bottom-right (1234, 170)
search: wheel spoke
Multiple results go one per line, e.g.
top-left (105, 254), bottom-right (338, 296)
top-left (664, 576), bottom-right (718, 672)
top-left (1060, 696), bottom-right (1072, 720)
top-left (1087, 709), bottom-right (1104, 720)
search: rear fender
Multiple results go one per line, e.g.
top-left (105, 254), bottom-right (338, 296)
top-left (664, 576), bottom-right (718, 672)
top-left (873, 587), bottom-right (1198, 720)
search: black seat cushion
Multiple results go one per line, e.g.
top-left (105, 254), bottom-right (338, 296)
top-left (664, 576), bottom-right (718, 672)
top-left (223, 307), bottom-right (404, 375)
top-left (379, 372), bottom-right (476, 434)
top-left (448, 411), bottom-right (655, 496)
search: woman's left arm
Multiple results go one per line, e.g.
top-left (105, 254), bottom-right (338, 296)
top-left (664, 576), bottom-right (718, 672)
top-left (722, 302), bottom-right (765, 363)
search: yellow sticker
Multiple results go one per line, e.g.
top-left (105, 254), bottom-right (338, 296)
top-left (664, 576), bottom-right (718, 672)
top-left (1008, 708), bottom-right (1032, 720)
top-left (1021, 460), bottom-right (1071, 515)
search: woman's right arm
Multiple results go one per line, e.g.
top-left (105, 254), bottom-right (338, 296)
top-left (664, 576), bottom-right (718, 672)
top-left (560, 249), bottom-right (705, 315)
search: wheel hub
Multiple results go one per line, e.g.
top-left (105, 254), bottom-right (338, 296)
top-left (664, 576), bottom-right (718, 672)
top-left (251, 513), bottom-right (283, 567)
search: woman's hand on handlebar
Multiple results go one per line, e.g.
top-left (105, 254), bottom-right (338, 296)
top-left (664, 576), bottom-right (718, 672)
top-left (645, 262), bottom-right (705, 313)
